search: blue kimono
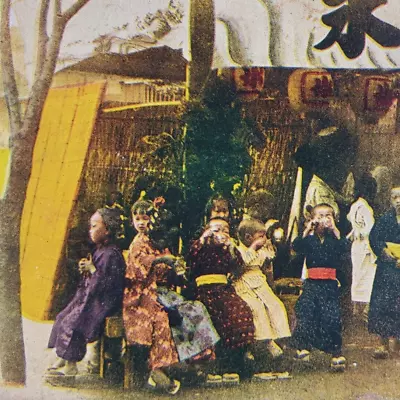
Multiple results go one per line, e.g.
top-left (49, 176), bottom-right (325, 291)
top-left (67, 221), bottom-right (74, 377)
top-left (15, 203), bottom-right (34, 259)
top-left (291, 233), bottom-right (349, 356)
top-left (48, 244), bottom-right (126, 361)
top-left (368, 209), bottom-right (400, 338)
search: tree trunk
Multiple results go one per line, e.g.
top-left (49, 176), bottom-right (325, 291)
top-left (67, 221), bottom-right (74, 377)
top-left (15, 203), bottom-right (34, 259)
top-left (0, 97), bottom-right (44, 382)
top-left (0, 204), bottom-right (26, 385)
top-left (0, 0), bottom-right (90, 383)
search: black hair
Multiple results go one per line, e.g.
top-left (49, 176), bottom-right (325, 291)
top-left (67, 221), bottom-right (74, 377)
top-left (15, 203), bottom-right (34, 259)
top-left (96, 208), bottom-right (122, 239)
top-left (131, 198), bottom-right (179, 252)
top-left (131, 200), bottom-right (154, 218)
top-left (354, 173), bottom-right (377, 205)
top-left (204, 193), bottom-right (233, 220)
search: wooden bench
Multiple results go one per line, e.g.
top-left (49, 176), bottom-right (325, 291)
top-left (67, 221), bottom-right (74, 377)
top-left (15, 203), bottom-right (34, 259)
top-left (100, 315), bottom-right (134, 389)
top-left (275, 277), bottom-right (302, 296)
top-left (275, 277), bottom-right (302, 332)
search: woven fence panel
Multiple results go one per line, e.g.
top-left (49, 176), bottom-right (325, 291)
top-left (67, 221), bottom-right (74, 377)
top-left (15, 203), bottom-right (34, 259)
top-left (244, 97), bottom-right (308, 226)
top-left (83, 106), bottom-right (183, 211)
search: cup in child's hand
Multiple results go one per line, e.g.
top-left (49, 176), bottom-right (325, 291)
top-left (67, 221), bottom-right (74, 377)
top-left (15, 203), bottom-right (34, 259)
top-left (78, 254), bottom-right (92, 274)
top-left (174, 259), bottom-right (186, 276)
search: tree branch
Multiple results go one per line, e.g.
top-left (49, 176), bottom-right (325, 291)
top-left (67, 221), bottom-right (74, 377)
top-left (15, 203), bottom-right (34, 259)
top-left (33, 0), bottom-right (51, 85)
top-left (21, 0), bottom-right (93, 143)
top-left (0, 0), bottom-right (22, 136)
top-left (62, 0), bottom-right (91, 22)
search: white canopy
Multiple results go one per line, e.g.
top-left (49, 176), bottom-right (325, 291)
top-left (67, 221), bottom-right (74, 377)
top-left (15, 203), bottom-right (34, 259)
top-left (10, 0), bottom-right (400, 88)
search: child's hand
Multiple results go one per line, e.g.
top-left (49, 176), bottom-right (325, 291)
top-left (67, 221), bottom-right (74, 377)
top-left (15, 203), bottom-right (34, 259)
top-left (78, 254), bottom-right (96, 274)
top-left (213, 232), bottom-right (230, 246)
top-left (251, 236), bottom-right (267, 251)
top-left (325, 215), bottom-right (340, 239)
top-left (261, 240), bottom-right (276, 260)
top-left (303, 219), bottom-right (317, 237)
top-left (174, 257), bottom-right (187, 276)
top-left (200, 228), bottom-right (213, 244)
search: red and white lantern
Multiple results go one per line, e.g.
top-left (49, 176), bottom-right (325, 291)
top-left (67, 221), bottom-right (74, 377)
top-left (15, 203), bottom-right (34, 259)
top-left (231, 67), bottom-right (265, 101)
top-left (288, 69), bottom-right (335, 112)
top-left (348, 75), bottom-right (395, 122)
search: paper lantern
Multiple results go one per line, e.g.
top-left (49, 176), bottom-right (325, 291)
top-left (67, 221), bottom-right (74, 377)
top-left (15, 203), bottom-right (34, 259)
top-left (232, 67), bottom-right (265, 101)
top-left (347, 75), bottom-right (395, 122)
top-left (288, 69), bottom-right (335, 112)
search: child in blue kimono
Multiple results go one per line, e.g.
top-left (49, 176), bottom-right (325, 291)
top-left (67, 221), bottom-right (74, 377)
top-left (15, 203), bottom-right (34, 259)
top-left (291, 203), bottom-right (349, 371)
top-left (46, 208), bottom-right (126, 377)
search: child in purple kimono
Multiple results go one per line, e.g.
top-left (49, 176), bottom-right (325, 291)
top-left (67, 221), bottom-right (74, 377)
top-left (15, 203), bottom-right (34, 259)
top-left (46, 208), bottom-right (126, 377)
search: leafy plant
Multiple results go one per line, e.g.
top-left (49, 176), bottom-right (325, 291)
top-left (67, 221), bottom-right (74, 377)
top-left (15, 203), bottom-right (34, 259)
top-left (181, 76), bottom-right (263, 243)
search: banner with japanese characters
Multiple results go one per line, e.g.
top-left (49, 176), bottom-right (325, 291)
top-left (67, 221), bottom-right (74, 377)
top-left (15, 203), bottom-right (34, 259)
top-left (9, 0), bottom-right (400, 91)
top-left (212, 0), bottom-right (400, 69)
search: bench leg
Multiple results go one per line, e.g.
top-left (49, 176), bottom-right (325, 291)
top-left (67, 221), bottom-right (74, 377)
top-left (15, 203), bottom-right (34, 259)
top-left (99, 335), bottom-right (105, 379)
top-left (123, 346), bottom-right (134, 390)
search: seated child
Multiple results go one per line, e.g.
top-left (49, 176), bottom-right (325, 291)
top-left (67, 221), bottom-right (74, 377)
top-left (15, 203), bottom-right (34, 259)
top-left (234, 218), bottom-right (291, 358)
top-left (187, 218), bottom-right (256, 383)
top-left (291, 203), bottom-right (349, 371)
top-left (123, 199), bottom-right (219, 394)
top-left (46, 208), bottom-right (126, 377)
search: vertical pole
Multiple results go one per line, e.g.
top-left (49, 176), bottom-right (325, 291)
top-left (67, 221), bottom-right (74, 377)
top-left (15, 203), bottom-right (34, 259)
top-left (178, 63), bottom-right (190, 255)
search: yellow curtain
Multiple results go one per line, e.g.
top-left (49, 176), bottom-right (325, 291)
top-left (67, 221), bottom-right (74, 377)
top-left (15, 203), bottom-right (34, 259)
top-left (20, 81), bottom-right (106, 321)
top-left (0, 148), bottom-right (10, 198)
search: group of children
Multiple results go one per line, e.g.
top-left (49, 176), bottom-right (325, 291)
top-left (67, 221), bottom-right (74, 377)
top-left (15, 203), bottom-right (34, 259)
top-left (45, 192), bottom-right (353, 394)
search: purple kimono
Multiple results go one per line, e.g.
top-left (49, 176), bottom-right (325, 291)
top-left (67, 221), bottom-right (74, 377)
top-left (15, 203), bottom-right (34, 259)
top-left (48, 244), bottom-right (126, 361)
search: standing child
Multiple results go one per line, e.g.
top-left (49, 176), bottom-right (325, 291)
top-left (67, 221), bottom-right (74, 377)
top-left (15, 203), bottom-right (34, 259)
top-left (347, 174), bottom-right (377, 317)
top-left (234, 218), bottom-right (291, 359)
top-left (46, 208), bottom-right (126, 377)
top-left (291, 203), bottom-right (349, 371)
top-left (368, 184), bottom-right (400, 359)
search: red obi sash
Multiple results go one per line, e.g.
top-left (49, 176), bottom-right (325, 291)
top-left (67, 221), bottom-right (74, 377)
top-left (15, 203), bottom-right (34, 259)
top-left (308, 267), bottom-right (336, 280)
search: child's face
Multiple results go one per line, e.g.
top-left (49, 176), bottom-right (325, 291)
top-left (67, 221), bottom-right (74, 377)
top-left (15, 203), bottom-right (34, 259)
top-left (210, 200), bottom-right (230, 220)
top-left (313, 206), bottom-right (334, 233)
top-left (89, 212), bottom-right (109, 244)
top-left (209, 219), bottom-right (230, 244)
top-left (133, 213), bottom-right (150, 233)
top-left (391, 187), bottom-right (400, 214)
top-left (249, 230), bottom-right (266, 246)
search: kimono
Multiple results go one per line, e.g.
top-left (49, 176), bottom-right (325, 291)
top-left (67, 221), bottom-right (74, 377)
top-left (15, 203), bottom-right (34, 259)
top-left (347, 198), bottom-right (377, 303)
top-left (188, 240), bottom-right (255, 349)
top-left (291, 234), bottom-right (349, 356)
top-left (156, 288), bottom-right (220, 362)
top-left (48, 244), bottom-right (126, 361)
top-left (123, 234), bottom-right (219, 370)
top-left (234, 243), bottom-right (291, 341)
top-left (368, 209), bottom-right (400, 338)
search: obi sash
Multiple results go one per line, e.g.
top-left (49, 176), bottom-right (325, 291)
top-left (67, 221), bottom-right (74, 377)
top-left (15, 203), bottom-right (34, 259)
top-left (196, 274), bottom-right (228, 286)
top-left (307, 267), bottom-right (336, 280)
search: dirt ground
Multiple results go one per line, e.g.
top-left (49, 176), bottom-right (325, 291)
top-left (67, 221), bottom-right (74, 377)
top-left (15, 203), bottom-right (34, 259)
top-left (1, 314), bottom-right (400, 400)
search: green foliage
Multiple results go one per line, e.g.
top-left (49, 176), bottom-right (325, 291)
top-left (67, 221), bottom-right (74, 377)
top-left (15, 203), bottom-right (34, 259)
top-left (181, 77), bottom-right (262, 241)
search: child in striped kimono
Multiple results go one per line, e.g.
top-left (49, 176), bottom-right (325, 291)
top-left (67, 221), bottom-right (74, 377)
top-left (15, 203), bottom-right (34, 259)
top-left (234, 218), bottom-right (291, 359)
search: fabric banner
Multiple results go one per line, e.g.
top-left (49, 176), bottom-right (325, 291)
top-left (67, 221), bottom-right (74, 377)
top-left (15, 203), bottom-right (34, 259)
top-left (11, 0), bottom-right (400, 89)
top-left (212, 0), bottom-right (400, 69)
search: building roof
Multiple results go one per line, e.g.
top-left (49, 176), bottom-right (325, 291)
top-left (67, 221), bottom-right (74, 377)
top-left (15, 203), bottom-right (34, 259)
top-left (57, 46), bottom-right (187, 82)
